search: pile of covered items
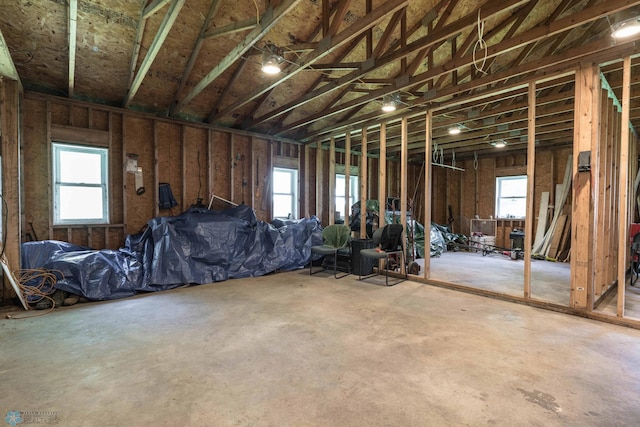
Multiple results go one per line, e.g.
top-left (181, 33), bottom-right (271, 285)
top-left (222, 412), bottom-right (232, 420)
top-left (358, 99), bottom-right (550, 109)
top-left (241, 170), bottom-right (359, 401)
top-left (348, 200), bottom-right (467, 257)
top-left (21, 205), bottom-right (322, 301)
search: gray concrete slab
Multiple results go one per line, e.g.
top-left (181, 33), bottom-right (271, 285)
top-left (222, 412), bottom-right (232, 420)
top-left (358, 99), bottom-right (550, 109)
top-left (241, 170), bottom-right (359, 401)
top-left (1, 271), bottom-right (640, 426)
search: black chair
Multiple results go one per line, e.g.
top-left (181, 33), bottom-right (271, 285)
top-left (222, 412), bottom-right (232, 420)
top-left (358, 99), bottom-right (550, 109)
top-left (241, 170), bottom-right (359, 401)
top-left (358, 223), bottom-right (407, 286)
top-left (310, 224), bottom-right (351, 278)
top-left (631, 232), bottom-right (640, 286)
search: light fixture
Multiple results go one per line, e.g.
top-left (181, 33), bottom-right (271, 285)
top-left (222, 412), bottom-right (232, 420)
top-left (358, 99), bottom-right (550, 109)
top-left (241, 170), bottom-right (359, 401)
top-left (381, 93), bottom-right (400, 112)
top-left (448, 126), bottom-right (462, 135)
top-left (261, 42), bottom-right (284, 75)
top-left (491, 140), bottom-right (507, 148)
top-left (611, 16), bottom-right (640, 39)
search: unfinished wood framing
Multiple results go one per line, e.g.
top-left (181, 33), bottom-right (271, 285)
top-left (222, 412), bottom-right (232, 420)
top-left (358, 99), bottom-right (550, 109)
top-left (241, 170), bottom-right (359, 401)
top-left (617, 56), bottom-right (631, 317)
top-left (329, 137), bottom-right (336, 225)
top-left (360, 128), bottom-right (368, 238)
top-left (524, 81), bottom-right (535, 299)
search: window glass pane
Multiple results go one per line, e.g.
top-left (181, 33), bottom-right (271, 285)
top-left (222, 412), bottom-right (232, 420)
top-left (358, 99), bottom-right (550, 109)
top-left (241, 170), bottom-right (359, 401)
top-left (336, 175), bottom-right (345, 196)
top-left (500, 178), bottom-right (527, 197)
top-left (497, 197), bottom-right (526, 218)
top-left (59, 186), bottom-right (104, 220)
top-left (273, 195), bottom-right (292, 218)
top-left (273, 170), bottom-right (291, 193)
top-left (59, 151), bottom-right (102, 184)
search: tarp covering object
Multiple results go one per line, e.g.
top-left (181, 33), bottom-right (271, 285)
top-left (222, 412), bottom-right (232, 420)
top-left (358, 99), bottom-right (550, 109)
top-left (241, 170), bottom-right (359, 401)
top-left (21, 206), bottom-right (323, 300)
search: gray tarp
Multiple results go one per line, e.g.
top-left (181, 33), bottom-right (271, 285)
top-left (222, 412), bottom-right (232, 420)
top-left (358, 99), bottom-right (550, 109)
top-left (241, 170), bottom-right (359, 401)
top-left (21, 206), bottom-right (322, 300)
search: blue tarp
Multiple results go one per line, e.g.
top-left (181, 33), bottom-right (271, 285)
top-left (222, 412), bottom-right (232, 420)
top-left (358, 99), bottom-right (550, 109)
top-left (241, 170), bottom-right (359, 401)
top-left (21, 206), bottom-right (323, 300)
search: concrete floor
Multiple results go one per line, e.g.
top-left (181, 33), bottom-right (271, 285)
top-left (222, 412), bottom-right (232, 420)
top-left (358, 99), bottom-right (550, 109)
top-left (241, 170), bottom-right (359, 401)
top-left (426, 251), bottom-right (640, 320)
top-left (2, 271), bottom-right (640, 426)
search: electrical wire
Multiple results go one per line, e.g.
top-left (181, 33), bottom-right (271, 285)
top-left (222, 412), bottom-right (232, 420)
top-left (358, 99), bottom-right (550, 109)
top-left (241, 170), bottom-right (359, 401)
top-left (473, 9), bottom-right (488, 76)
top-left (6, 269), bottom-right (63, 319)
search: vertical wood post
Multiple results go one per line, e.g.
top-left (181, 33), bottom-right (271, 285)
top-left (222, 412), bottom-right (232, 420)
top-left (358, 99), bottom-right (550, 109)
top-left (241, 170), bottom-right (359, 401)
top-left (315, 141), bottom-right (323, 222)
top-left (525, 81), bottom-right (536, 299)
top-left (360, 128), bottom-right (368, 238)
top-left (617, 56), bottom-right (632, 317)
top-left (571, 63), bottom-right (600, 310)
top-left (329, 137), bottom-right (336, 224)
top-left (400, 117), bottom-right (408, 275)
top-left (424, 111), bottom-right (432, 279)
top-left (344, 134), bottom-right (351, 228)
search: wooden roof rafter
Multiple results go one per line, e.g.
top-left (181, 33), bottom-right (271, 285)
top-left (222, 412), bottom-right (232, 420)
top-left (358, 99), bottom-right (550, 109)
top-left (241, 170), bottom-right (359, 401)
top-left (208, 0), bottom-right (411, 123)
top-left (124, 0), bottom-right (185, 108)
top-left (285, 0), bottom-right (640, 140)
top-left (172, 0), bottom-right (303, 113)
top-left (169, 0), bottom-right (223, 115)
top-left (67, 0), bottom-right (77, 98)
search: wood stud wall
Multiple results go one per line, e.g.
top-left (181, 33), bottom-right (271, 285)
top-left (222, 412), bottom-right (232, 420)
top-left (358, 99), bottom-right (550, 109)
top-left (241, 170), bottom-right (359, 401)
top-left (22, 93), bottom-right (281, 251)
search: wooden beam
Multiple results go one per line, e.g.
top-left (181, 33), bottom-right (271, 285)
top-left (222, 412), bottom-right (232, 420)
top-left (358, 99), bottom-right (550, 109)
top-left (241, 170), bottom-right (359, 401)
top-left (617, 56), bottom-right (631, 317)
top-left (424, 111), bottom-right (432, 280)
top-left (174, 0), bottom-right (302, 113)
top-left (203, 17), bottom-right (258, 39)
top-left (571, 62), bottom-right (599, 310)
top-left (328, 0), bottom-right (353, 36)
top-left (212, 0), bottom-right (410, 122)
top-left (170, 0), bottom-right (222, 114)
top-left (316, 141), bottom-right (323, 220)
top-left (329, 137), bottom-right (336, 224)
top-left (344, 134), bottom-right (351, 228)
top-left (207, 60), bottom-right (249, 122)
top-left (400, 117), bottom-right (408, 276)
top-left (379, 123), bottom-right (387, 230)
top-left (0, 79), bottom-right (21, 296)
top-left (256, 0), bottom-right (526, 129)
top-left (524, 81), bottom-right (536, 299)
top-left (288, 0), bottom-right (640, 140)
top-left (125, 0), bottom-right (185, 108)
top-left (67, 0), bottom-right (77, 98)
top-left (143, 0), bottom-right (172, 19)
top-left (127, 2), bottom-right (150, 91)
top-left (0, 28), bottom-right (19, 80)
top-left (360, 128), bottom-right (368, 238)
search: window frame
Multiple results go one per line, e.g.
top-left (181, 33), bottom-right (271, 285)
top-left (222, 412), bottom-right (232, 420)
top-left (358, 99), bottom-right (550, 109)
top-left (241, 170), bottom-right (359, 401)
top-left (272, 167), bottom-right (298, 219)
top-left (335, 173), bottom-right (359, 220)
top-left (495, 175), bottom-right (527, 219)
top-left (52, 142), bottom-right (109, 225)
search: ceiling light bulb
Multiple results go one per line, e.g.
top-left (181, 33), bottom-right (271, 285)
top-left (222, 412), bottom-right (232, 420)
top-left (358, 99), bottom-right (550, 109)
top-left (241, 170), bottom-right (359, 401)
top-left (381, 102), bottom-right (396, 112)
top-left (261, 57), bottom-right (281, 74)
top-left (611, 17), bottom-right (640, 39)
top-left (493, 140), bottom-right (506, 148)
top-left (381, 94), bottom-right (399, 112)
top-left (448, 126), bottom-right (461, 135)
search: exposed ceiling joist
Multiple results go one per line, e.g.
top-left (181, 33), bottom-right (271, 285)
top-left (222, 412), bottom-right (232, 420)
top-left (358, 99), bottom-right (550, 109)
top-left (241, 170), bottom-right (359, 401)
top-left (67, 0), bottom-right (77, 98)
top-left (209, 0), bottom-right (411, 122)
top-left (203, 17), bottom-right (259, 40)
top-left (286, 0), bottom-right (640, 139)
top-left (0, 28), bottom-right (18, 81)
top-left (169, 0), bottom-right (223, 114)
top-left (143, 0), bottom-right (173, 20)
top-left (173, 0), bottom-right (303, 113)
top-left (125, 0), bottom-right (185, 108)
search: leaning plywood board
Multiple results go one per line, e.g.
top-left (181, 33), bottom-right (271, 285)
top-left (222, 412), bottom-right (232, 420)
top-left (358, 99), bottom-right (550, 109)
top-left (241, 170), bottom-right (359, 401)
top-left (546, 214), bottom-right (567, 259)
top-left (532, 192), bottom-right (549, 251)
top-left (1, 254), bottom-right (28, 310)
top-left (534, 155), bottom-right (572, 255)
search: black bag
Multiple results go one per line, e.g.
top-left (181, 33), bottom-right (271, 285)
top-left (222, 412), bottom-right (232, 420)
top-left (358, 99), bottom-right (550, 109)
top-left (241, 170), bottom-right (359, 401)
top-left (158, 183), bottom-right (178, 209)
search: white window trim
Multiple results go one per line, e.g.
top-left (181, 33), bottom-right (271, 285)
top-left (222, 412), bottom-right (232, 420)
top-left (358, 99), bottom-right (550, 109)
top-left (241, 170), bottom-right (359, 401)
top-left (52, 142), bottom-right (109, 225)
top-left (273, 167), bottom-right (298, 219)
top-left (495, 175), bottom-right (527, 219)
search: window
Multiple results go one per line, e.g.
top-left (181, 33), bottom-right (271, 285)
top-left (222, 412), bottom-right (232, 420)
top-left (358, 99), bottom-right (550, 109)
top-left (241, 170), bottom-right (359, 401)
top-left (495, 175), bottom-right (527, 218)
top-left (335, 173), bottom-right (359, 220)
top-left (52, 143), bottom-right (109, 225)
top-left (272, 167), bottom-right (298, 219)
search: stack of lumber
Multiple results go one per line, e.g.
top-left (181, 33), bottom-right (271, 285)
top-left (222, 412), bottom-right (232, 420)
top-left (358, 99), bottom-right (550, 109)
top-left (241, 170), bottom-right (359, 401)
top-left (532, 156), bottom-right (572, 261)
